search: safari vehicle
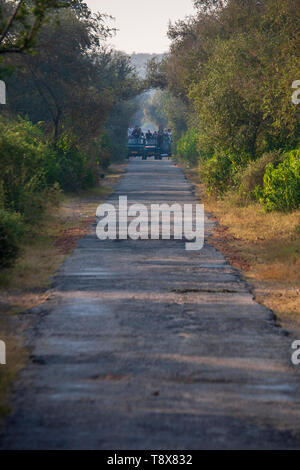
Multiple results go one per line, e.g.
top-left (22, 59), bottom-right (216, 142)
top-left (144, 138), bottom-right (160, 159)
top-left (144, 136), bottom-right (172, 160)
top-left (159, 136), bottom-right (172, 158)
top-left (127, 137), bottom-right (145, 158)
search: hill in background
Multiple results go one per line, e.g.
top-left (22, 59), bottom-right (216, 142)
top-left (130, 53), bottom-right (165, 78)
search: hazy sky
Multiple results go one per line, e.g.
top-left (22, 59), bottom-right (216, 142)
top-left (85, 0), bottom-right (195, 53)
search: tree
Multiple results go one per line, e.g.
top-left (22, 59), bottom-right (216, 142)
top-left (163, 0), bottom-right (300, 159)
top-left (4, 4), bottom-right (142, 160)
top-left (0, 0), bottom-right (71, 55)
top-left (4, 7), bottom-right (117, 146)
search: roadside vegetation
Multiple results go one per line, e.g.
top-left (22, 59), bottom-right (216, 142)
top-left (146, 0), bottom-right (300, 326)
top-left (0, 1), bottom-right (140, 419)
top-left (0, 0), bottom-right (142, 270)
top-left (0, 0), bottom-right (299, 421)
top-left (147, 0), bottom-right (300, 212)
top-left (0, 162), bottom-right (125, 420)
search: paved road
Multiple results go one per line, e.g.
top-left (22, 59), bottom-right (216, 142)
top-left (1, 160), bottom-right (300, 449)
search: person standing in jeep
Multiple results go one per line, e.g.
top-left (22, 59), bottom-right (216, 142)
top-left (157, 125), bottom-right (164, 149)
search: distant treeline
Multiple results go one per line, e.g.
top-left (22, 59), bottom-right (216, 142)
top-left (147, 0), bottom-right (300, 212)
top-left (130, 53), bottom-right (165, 79)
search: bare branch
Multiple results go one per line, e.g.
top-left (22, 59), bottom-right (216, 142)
top-left (0, 0), bottom-right (25, 46)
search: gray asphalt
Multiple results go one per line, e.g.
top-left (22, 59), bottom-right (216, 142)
top-left (1, 159), bottom-right (300, 450)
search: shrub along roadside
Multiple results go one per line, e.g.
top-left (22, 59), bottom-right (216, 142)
top-left (0, 209), bottom-right (24, 269)
top-left (237, 150), bottom-right (283, 204)
top-left (152, 0), bottom-right (300, 215)
top-left (194, 142), bottom-right (300, 213)
top-left (176, 128), bottom-right (199, 167)
top-left (0, 116), bottom-right (110, 268)
top-left (0, 165), bottom-right (125, 422)
top-left (182, 163), bottom-right (300, 336)
top-left (257, 150), bottom-right (300, 212)
top-left (199, 151), bottom-right (235, 196)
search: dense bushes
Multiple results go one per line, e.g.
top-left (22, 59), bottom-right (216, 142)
top-left (154, 0), bottom-right (300, 213)
top-left (198, 145), bottom-right (300, 212)
top-left (0, 116), bottom-right (108, 268)
top-left (0, 3), bottom-right (142, 270)
top-left (176, 129), bottom-right (199, 167)
top-left (199, 151), bottom-right (234, 196)
top-left (0, 119), bottom-right (52, 220)
top-left (257, 150), bottom-right (300, 212)
top-left (0, 114), bottom-right (115, 201)
top-left (47, 136), bottom-right (99, 192)
top-left (0, 209), bottom-right (24, 269)
top-left (0, 118), bottom-right (54, 267)
top-left (197, 145), bottom-right (300, 212)
top-left (238, 151), bottom-right (283, 203)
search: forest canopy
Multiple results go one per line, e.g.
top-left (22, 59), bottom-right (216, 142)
top-left (147, 0), bottom-right (300, 211)
top-left (0, 0), bottom-right (143, 268)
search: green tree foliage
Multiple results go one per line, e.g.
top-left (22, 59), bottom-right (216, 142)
top-left (257, 150), bottom-right (300, 212)
top-left (4, 9), bottom-right (134, 144)
top-left (0, 0), bottom-right (71, 55)
top-left (0, 208), bottom-right (24, 268)
top-left (2, 3), bottom-right (141, 166)
top-left (0, 2), bottom-right (142, 268)
top-left (158, 0), bottom-right (300, 210)
top-left (238, 150), bottom-right (283, 203)
top-left (176, 128), bottom-right (199, 166)
top-left (0, 117), bottom-right (59, 221)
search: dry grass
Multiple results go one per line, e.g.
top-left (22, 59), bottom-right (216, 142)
top-left (184, 166), bottom-right (300, 333)
top-left (0, 163), bottom-right (127, 420)
top-left (0, 320), bottom-right (26, 420)
top-left (0, 186), bottom-right (111, 293)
